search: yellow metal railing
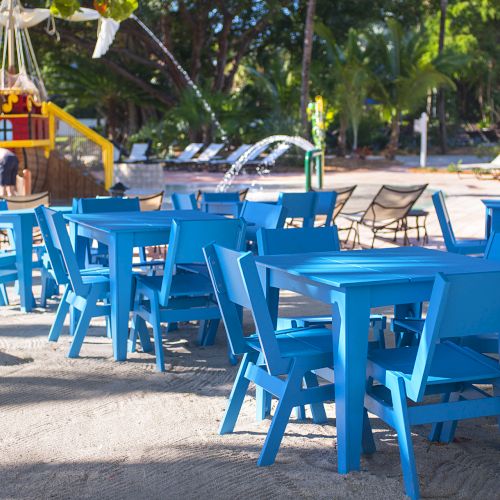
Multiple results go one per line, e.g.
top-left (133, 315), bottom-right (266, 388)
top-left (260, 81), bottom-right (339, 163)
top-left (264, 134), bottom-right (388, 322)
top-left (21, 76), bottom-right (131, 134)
top-left (46, 102), bottom-right (114, 190)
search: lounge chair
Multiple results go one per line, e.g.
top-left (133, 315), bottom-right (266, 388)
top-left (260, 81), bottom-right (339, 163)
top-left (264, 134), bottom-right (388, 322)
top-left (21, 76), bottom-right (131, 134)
top-left (189, 143), bottom-right (225, 164)
top-left (209, 144), bottom-right (252, 167)
top-left (122, 142), bottom-right (151, 163)
top-left (343, 184), bottom-right (427, 247)
top-left (459, 154), bottom-right (500, 178)
top-left (248, 143), bottom-right (291, 170)
top-left (168, 143), bottom-right (204, 163)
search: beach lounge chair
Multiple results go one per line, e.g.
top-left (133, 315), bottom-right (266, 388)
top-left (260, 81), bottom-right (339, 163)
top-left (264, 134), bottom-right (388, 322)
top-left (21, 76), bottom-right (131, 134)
top-left (168, 143), bottom-right (204, 163)
top-left (249, 143), bottom-right (291, 169)
top-left (136, 192), bottom-right (164, 211)
top-left (189, 143), bottom-right (224, 164)
top-left (209, 144), bottom-right (252, 167)
top-left (122, 142), bottom-right (151, 163)
top-left (343, 184), bottom-right (427, 247)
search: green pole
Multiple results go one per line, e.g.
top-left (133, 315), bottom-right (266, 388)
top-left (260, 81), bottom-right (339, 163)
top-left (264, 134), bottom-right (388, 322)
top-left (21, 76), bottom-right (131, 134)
top-left (315, 151), bottom-right (323, 189)
top-left (304, 151), bottom-right (312, 191)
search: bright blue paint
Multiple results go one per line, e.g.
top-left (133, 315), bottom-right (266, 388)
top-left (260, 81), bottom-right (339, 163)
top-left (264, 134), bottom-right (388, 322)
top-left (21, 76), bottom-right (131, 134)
top-left (131, 218), bottom-right (246, 371)
top-left (433, 191), bottom-right (487, 254)
top-left (65, 210), bottom-right (228, 362)
top-left (255, 247), bottom-right (500, 474)
top-left (277, 192), bottom-right (316, 227)
top-left (41, 207), bottom-right (112, 358)
top-left (0, 206), bottom-right (71, 311)
top-left (365, 271), bottom-right (500, 499)
top-left (171, 192), bottom-right (198, 210)
top-left (203, 243), bottom-right (368, 466)
top-left (240, 201), bottom-right (285, 247)
top-left (306, 191), bottom-right (337, 227)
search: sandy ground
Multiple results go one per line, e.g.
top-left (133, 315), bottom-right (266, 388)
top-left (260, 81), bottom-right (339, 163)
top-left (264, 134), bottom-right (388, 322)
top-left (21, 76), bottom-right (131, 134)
top-left (1, 166), bottom-right (500, 499)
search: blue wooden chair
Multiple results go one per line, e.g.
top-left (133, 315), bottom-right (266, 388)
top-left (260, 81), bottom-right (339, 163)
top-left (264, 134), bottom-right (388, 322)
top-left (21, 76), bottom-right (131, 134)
top-left (40, 207), bottom-right (114, 358)
top-left (240, 201), bottom-right (286, 249)
top-left (364, 271), bottom-right (500, 499)
top-left (0, 249), bottom-right (17, 306)
top-left (130, 218), bottom-right (246, 372)
top-left (432, 191), bottom-right (487, 255)
top-left (257, 227), bottom-right (387, 341)
top-left (393, 230), bottom-right (500, 353)
top-left (203, 243), bottom-right (353, 466)
top-left (277, 192), bottom-right (316, 228)
top-left (171, 192), bottom-right (198, 210)
top-left (200, 192), bottom-right (242, 216)
top-left (306, 191), bottom-right (337, 227)
top-left (256, 226), bottom-right (386, 420)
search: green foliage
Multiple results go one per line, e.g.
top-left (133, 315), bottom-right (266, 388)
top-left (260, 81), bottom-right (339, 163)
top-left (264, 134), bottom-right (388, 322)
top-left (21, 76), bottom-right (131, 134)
top-left (50, 0), bottom-right (138, 21)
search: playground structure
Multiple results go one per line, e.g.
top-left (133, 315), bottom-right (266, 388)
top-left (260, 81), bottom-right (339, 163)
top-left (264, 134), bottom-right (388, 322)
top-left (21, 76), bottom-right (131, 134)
top-left (0, 0), bottom-right (115, 196)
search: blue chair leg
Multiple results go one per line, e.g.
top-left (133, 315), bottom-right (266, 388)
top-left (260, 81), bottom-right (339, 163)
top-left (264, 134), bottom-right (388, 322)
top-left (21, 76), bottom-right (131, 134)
top-left (167, 322), bottom-right (178, 332)
top-left (362, 409), bottom-right (376, 454)
top-left (392, 377), bottom-right (419, 500)
top-left (435, 392), bottom-right (461, 443)
top-left (219, 352), bottom-right (258, 434)
top-left (429, 392), bottom-right (452, 442)
top-left (48, 286), bottom-right (70, 342)
top-left (150, 292), bottom-right (165, 372)
top-left (257, 363), bottom-right (303, 466)
top-left (303, 371), bottom-right (327, 424)
top-left (256, 387), bottom-right (272, 421)
top-left (294, 405), bottom-right (307, 420)
top-left (197, 319), bottom-right (220, 346)
top-left (0, 283), bottom-right (8, 306)
top-left (68, 299), bottom-right (96, 358)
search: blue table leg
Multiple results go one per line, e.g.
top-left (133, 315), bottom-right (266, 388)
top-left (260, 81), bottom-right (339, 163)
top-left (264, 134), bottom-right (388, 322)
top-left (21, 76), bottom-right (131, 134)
top-left (14, 217), bottom-right (35, 312)
top-left (332, 288), bottom-right (370, 474)
top-left (108, 233), bottom-right (133, 361)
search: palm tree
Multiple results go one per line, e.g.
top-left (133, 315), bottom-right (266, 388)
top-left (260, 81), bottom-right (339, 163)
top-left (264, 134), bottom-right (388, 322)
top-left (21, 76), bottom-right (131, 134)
top-left (315, 25), bottom-right (369, 154)
top-left (365, 19), bottom-right (454, 159)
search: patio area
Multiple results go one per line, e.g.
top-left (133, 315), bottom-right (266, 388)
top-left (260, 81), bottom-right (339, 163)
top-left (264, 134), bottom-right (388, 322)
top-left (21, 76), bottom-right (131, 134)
top-left (1, 166), bottom-right (499, 499)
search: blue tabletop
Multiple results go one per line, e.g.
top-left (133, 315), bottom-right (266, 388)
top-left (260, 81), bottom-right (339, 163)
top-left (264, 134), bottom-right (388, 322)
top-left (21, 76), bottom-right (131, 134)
top-left (65, 210), bottom-right (226, 233)
top-left (482, 199), bottom-right (500, 209)
top-left (0, 206), bottom-right (71, 216)
top-left (256, 247), bottom-right (500, 288)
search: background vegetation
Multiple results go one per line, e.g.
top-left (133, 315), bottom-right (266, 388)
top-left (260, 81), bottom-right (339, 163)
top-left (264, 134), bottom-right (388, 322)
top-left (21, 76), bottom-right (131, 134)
top-left (30, 0), bottom-right (499, 157)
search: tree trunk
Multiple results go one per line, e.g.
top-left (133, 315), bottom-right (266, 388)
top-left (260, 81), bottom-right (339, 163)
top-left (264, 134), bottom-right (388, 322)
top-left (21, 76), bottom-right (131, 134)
top-left (437, 0), bottom-right (448, 153)
top-left (299, 0), bottom-right (316, 134)
top-left (338, 115), bottom-right (348, 157)
top-left (352, 123), bottom-right (359, 152)
top-left (386, 112), bottom-right (400, 160)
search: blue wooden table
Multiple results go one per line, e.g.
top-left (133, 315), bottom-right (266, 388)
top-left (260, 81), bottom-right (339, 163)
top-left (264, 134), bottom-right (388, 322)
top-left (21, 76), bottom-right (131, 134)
top-left (482, 198), bottom-right (500, 236)
top-left (65, 210), bottom-right (226, 362)
top-left (256, 247), bottom-right (500, 475)
top-left (0, 206), bottom-right (71, 311)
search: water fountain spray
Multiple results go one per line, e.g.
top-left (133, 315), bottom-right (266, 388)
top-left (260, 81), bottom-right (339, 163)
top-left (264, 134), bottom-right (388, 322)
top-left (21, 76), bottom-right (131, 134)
top-left (131, 14), bottom-right (228, 143)
top-left (216, 135), bottom-right (315, 192)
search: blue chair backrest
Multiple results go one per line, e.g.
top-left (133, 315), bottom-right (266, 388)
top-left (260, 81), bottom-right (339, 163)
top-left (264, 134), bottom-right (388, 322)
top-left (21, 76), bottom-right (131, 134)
top-left (203, 243), bottom-right (290, 375)
top-left (277, 192), bottom-right (316, 222)
top-left (171, 193), bottom-right (198, 210)
top-left (41, 207), bottom-right (87, 295)
top-left (406, 271), bottom-right (500, 401)
top-left (257, 226), bottom-right (340, 256)
top-left (240, 201), bottom-right (285, 230)
top-left (432, 191), bottom-right (456, 249)
top-left (201, 192), bottom-right (240, 203)
top-left (159, 218), bottom-right (246, 306)
top-left (34, 206), bottom-right (69, 285)
top-left (75, 197), bottom-right (140, 214)
top-left (307, 191), bottom-right (337, 227)
top-left (485, 231), bottom-right (500, 261)
top-left (0, 200), bottom-right (7, 211)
